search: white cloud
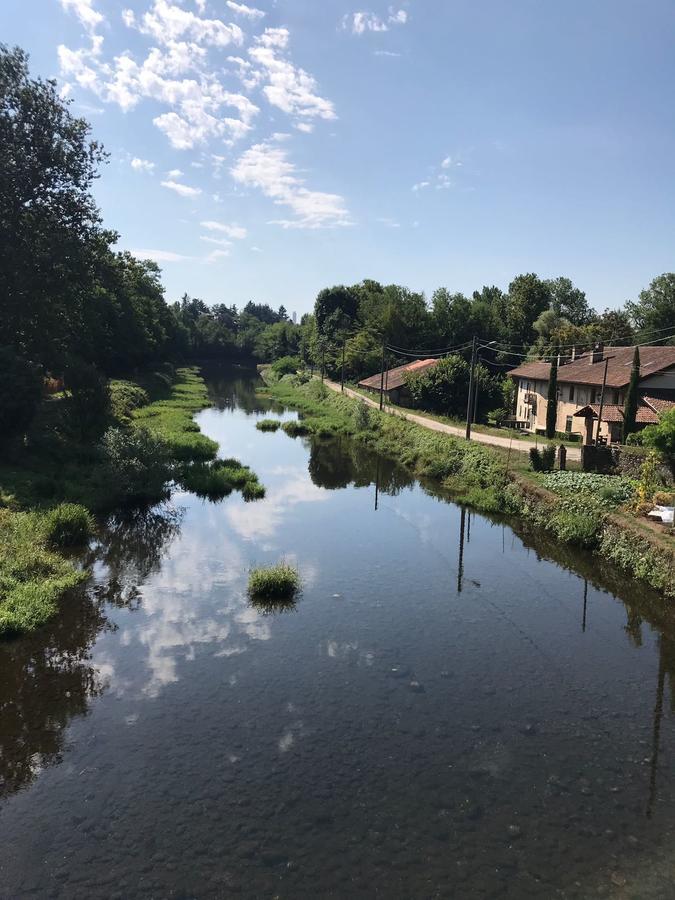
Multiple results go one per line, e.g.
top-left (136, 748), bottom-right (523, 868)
top-left (412, 181), bottom-right (429, 191)
top-left (161, 179), bottom-right (202, 197)
top-left (344, 8), bottom-right (408, 35)
top-left (226, 1), bottom-right (265, 20)
top-left (247, 29), bottom-right (336, 122)
top-left (374, 49), bottom-right (401, 57)
top-left (200, 236), bottom-right (233, 247)
top-left (376, 216), bottom-right (400, 228)
top-left (200, 220), bottom-right (247, 238)
top-left (205, 249), bottom-right (230, 263)
top-left (250, 246), bottom-right (263, 252)
top-left (131, 248), bottom-right (190, 262)
top-left (59, 0), bottom-right (103, 31)
top-left (126, 1), bottom-right (244, 48)
top-left (295, 122), bottom-right (314, 133)
top-left (231, 140), bottom-right (350, 228)
top-left (166, 167), bottom-right (183, 177)
top-left (131, 156), bottom-right (155, 173)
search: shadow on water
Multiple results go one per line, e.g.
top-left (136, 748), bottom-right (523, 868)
top-left (0, 504), bottom-right (183, 800)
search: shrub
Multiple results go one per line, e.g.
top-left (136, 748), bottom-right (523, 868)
top-left (641, 409), bottom-right (675, 475)
top-left (0, 346), bottom-right (43, 444)
top-left (307, 379), bottom-right (328, 401)
top-left (530, 447), bottom-right (543, 471)
top-left (42, 503), bottom-right (94, 547)
top-left (353, 402), bottom-right (373, 431)
top-left (256, 418), bottom-right (281, 432)
top-left (248, 563), bottom-right (300, 605)
top-left (110, 381), bottom-right (150, 424)
top-left (487, 407), bottom-right (509, 427)
top-left (63, 357), bottom-right (111, 440)
top-left (625, 431), bottom-right (644, 447)
top-left (653, 491), bottom-right (675, 507)
top-left (100, 426), bottom-right (171, 504)
top-left (541, 445), bottom-right (556, 471)
top-left (271, 355), bottom-right (301, 377)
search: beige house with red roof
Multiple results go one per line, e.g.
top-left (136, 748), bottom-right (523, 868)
top-left (358, 358), bottom-right (439, 405)
top-left (509, 345), bottom-right (675, 443)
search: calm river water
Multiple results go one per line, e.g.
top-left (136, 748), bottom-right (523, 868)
top-left (2, 368), bottom-right (675, 899)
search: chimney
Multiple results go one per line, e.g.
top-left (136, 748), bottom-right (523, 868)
top-left (570, 346), bottom-right (577, 362)
top-left (591, 341), bottom-right (604, 364)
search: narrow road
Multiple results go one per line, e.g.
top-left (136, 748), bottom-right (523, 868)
top-left (324, 379), bottom-right (582, 461)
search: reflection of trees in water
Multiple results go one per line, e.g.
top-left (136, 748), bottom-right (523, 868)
top-left (204, 367), bottom-right (284, 416)
top-left (308, 436), bottom-right (414, 494)
top-left (0, 504), bottom-right (183, 801)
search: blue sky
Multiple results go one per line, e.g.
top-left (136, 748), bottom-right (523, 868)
top-left (3, 0), bottom-right (675, 316)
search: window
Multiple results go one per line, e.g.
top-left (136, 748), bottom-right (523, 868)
top-left (565, 415), bottom-right (573, 433)
top-left (569, 384), bottom-right (575, 403)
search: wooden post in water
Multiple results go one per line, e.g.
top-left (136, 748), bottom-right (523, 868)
top-left (457, 507), bottom-right (466, 594)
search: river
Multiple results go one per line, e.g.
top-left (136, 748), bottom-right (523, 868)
top-left (1, 367), bottom-right (675, 898)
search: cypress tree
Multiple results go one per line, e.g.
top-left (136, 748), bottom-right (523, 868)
top-left (545, 354), bottom-right (559, 439)
top-left (622, 346), bottom-right (641, 442)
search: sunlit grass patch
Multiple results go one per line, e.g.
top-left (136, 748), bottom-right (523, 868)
top-left (181, 459), bottom-right (265, 502)
top-left (281, 420), bottom-right (311, 437)
top-left (256, 419), bottom-right (281, 432)
top-left (0, 508), bottom-right (87, 637)
top-left (247, 562), bottom-right (300, 607)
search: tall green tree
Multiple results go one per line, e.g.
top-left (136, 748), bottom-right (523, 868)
top-left (546, 276), bottom-right (592, 325)
top-left (546, 354), bottom-right (558, 439)
top-left (622, 346), bottom-right (641, 442)
top-left (627, 274), bottom-right (675, 344)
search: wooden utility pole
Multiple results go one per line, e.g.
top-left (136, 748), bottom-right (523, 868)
top-left (595, 356), bottom-right (611, 444)
top-left (465, 336), bottom-right (477, 440)
top-left (320, 345), bottom-right (325, 383)
top-left (379, 340), bottom-right (386, 411)
top-left (340, 339), bottom-right (346, 392)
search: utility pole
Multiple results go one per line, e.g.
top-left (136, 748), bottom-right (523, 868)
top-left (321, 345), bottom-right (325, 383)
top-left (340, 339), bottom-right (346, 392)
top-left (379, 339), bottom-right (386, 411)
top-left (465, 336), bottom-right (477, 440)
top-left (595, 355), bottom-right (612, 444)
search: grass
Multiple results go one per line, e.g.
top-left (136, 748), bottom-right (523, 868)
top-left (180, 458), bottom-right (265, 502)
top-left (247, 562), bottom-right (300, 612)
top-left (256, 418), bottom-right (281, 432)
top-left (0, 506), bottom-right (89, 637)
top-left (131, 367), bottom-right (218, 461)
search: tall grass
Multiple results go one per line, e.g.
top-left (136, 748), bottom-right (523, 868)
top-left (0, 508), bottom-right (88, 637)
top-left (256, 418), bottom-right (281, 432)
top-left (181, 458), bottom-right (265, 502)
top-left (248, 562), bottom-right (300, 608)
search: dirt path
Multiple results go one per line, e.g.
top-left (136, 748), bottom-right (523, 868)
top-left (324, 379), bottom-right (582, 461)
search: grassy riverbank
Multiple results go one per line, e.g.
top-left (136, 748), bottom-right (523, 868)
top-left (261, 373), bottom-right (675, 601)
top-left (0, 367), bottom-right (263, 637)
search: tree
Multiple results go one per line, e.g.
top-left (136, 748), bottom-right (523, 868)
top-left (504, 274), bottom-right (552, 350)
top-left (314, 286), bottom-right (359, 336)
top-left (622, 346), bottom-right (641, 442)
top-left (546, 353), bottom-right (558, 439)
top-left (627, 274), bottom-right (675, 344)
top-left (0, 45), bottom-right (108, 367)
top-left (0, 347), bottom-right (43, 446)
top-left (546, 277), bottom-right (592, 325)
top-left (641, 409), bottom-right (675, 475)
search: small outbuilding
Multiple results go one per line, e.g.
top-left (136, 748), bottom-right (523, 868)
top-left (358, 358), bottom-right (439, 405)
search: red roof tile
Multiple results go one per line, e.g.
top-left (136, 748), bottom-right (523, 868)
top-left (509, 345), bottom-right (675, 388)
top-left (358, 358), bottom-right (439, 391)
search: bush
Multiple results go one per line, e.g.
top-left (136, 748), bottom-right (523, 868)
top-left (625, 431), bottom-right (644, 447)
top-left (641, 409), bottom-right (675, 474)
top-left (530, 446), bottom-right (556, 472)
top-left (256, 418), bottom-right (281, 432)
top-left (487, 407), bottom-right (509, 427)
top-left (42, 503), bottom-right (94, 547)
top-left (307, 379), bottom-right (328, 401)
top-left (248, 562), bottom-right (300, 604)
top-left (110, 381), bottom-right (150, 424)
top-left (282, 420), bottom-right (311, 437)
top-left (271, 356), bottom-right (301, 377)
top-left (0, 346), bottom-right (43, 445)
top-left (353, 402), bottom-right (373, 431)
top-left (63, 358), bottom-right (111, 440)
top-left (100, 427), bottom-right (171, 504)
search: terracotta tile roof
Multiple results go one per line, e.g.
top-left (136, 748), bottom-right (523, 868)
top-left (573, 403), bottom-right (660, 424)
top-left (358, 358), bottom-right (439, 391)
top-left (509, 345), bottom-right (675, 388)
top-left (643, 395), bottom-right (675, 416)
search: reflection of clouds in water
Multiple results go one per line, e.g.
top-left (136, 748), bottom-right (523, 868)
top-left (97, 511), bottom-right (275, 699)
top-left (323, 640), bottom-right (376, 667)
top-left (226, 471), bottom-right (329, 541)
top-left (278, 720), bottom-right (305, 754)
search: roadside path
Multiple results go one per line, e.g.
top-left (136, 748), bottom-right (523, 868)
top-left (323, 379), bottom-right (582, 461)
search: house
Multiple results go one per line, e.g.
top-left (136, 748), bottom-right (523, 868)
top-left (358, 358), bottom-right (439, 405)
top-left (509, 344), bottom-right (675, 443)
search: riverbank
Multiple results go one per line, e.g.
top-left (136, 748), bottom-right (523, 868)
top-left (260, 372), bottom-right (675, 600)
top-left (0, 366), bottom-right (263, 636)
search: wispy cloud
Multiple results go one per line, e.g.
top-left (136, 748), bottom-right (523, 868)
top-left (161, 179), bottom-right (202, 197)
top-left (59, 0), bottom-right (103, 31)
top-left (412, 153), bottom-right (463, 192)
top-left (231, 139), bottom-right (350, 229)
top-left (131, 156), bottom-right (155, 173)
top-left (131, 248), bottom-right (190, 262)
top-left (343, 8), bottom-right (408, 35)
top-left (226, 1), bottom-right (265, 20)
top-left (200, 220), bottom-right (247, 239)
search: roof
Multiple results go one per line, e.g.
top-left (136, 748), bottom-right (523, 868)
top-left (358, 358), bottom-right (439, 392)
top-left (644, 395), bottom-right (675, 416)
top-left (509, 345), bottom-right (675, 388)
top-left (572, 403), bottom-right (660, 424)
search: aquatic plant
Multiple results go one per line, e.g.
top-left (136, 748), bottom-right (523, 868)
top-left (282, 420), bottom-right (311, 437)
top-left (181, 459), bottom-right (264, 501)
top-left (42, 503), bottom-right (94, 547)
top-left (256, 419), bottom-right (281, 432)
top-left (247, 562), bottom-right (300, 605)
